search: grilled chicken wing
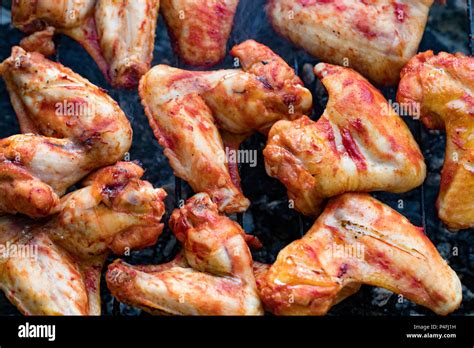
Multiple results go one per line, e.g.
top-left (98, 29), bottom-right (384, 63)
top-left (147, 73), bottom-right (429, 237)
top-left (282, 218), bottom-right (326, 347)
top-left (12, 0), bottom-right (96, 32)
top-left (0, 46), bottom-right (132, 217)
top-left (267, 0), bottom-right (433, 86)
top-left (161, 0), bottom-right (239, 66)
top-left (47, 162), bottom-right (167, 257)
top-left (0, 226), bottom-right (105, 316)
top-left (255, 193), bottom-right (462, 316)
top-left (0, 162), bottom-right (167, 315)
top-left (95, 0), bottom-right (160, 88)
top-left (264, 63), bottom-right (426, 216)
top-left (12, 0), bottom-right (160, 88)
top-left (397, 51), bottom-right (474, 229)
top-left (19, 26), bottom-right (56, 56)
top-left (140, 40), bottom-right (312, 213)
top-left (11, 0), bottom-right (108, 77)
top-left (107, 193), bottom-right (264, 315)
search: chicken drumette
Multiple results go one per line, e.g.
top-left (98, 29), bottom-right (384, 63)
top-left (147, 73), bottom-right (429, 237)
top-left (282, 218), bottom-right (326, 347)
top-left (397, 51), bottom-right (474, 230)
top-left (106, 193), bottom-right (263, 315)
top-left (161, 0), bottom-right (239, 66)
top-left (264, 63), bottom-right (426, 216)
top-left (0, 46), bottom-right (132, 218)
top-left (255, 193), bottom-right (462, 316)
top-left (0, 162), bottom-right (167, 315)
top-left (12, 0), bottom-right (160, 88)
top-left (267, 0), bottom-right (433, 86)
top-left (140, 40), bottom-right (312, 213)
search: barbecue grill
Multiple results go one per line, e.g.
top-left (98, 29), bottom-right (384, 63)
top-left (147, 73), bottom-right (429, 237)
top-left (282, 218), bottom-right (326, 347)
top-left (0, 0), bottom-right (472, 316)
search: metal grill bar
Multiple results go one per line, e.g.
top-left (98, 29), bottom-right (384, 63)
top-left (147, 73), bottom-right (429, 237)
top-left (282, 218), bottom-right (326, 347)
top-left (175, 176), bottom-right (183, 206)
top-left (468, 0), bottom-right (474, 55)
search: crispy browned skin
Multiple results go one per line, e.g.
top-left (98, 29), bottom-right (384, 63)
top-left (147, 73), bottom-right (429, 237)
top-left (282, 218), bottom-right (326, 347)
top-left (140, 40), bottom-right (312, 213)
top-left (12, 0), bottom-right (160, 88)
top-left (264, 63), bottom-right (426, 216)
top-left (267, 0), bottom-right (433, 86)
top-left (0, 46), bottom-right (132, 218)
top-left (107, 193), bottom-right (264, 315)
top-left (161, 0), bottom-right (238, 66)
top-left (397, 51), bottom-right (474, 229)
top-left (0, 162), bottom-right (167, 316)
top-left (255, 193), bottom-right (462, 316)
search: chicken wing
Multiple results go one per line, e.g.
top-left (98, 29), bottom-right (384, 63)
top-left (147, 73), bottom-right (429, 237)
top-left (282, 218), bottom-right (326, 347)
top-left (161, 0), bottom-right (239, 66)
top-left (255, 193), bottom-right (462, 316)
top-left (95, 0), bottom-right (160, 88)
top-left (106, 193), bottom-right (264, 315)
top-left (11, 0), bottom-right (108, 78)
top-left (397, 51), bottom-right (474, 229)
top-left (46, 162), bottom-right (167, 257)
top-left (12, 0), bottom-right (160, 88)
top-left (266, 0), bottom-right (433, 86)
top-left (11, 0), bottom-right (96, 32)
top-left (19, 26), bottom-right (56, 57)
top-left (140, 40), bottom-right (312, 213)
top-left (0, 162), bottom-right (167, 316)
top-left (264, 63), bottom-right (426, 216)
top-left (0, 228), bottom-right (104, 316)
top-left (0, 46), bottom-right (132, 217)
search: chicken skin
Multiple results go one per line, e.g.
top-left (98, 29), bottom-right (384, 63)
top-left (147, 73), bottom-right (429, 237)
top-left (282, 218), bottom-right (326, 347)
top-left (161, 0), bottom-right (239, 66)
top-left (255, 193), bottom-right (462, 316)
top-left (0, 46), bottom-right (132, 218)
top-left (11, 0), bottom-right (160, 88)
top-left (267, 0), bottom-right (434, 86)
top-left (0, 162), bottom-right (167, 315)
top-left (95, 0), bottom-right (160, 88)
top-left (397, 51), bottom-right (474, 229)
top-left (19, 26), bottom-right (56, 57)
top-left (106, 193), bottom-right (264, 315)
top-left (264, 63), bottom-right (426, 216)
top-left (140, 40), bottom-right (312, 213)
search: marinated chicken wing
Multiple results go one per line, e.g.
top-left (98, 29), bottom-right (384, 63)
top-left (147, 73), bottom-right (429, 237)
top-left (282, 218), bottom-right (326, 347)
top-left (140, 40), bottom-right (312, 213)
top-left (0, 46), bottom-right (132, 217)
top-left (397, 51), bottom-right (474, 229)
top-left (11, 0), bottom-right (96, 33)
top-left (264, 63), bottom-right (426, 216)
top-left (255, 193), bottom-right (462, 316)
top-left (11, 0), bottom-right (108, 77)
top-left (0, 162), bottom-right (167, 315)
top-left (267, 0), bottom-right (434, 86)
top-left (47, 162), bottom-right (167, 257)
top-left (107, 193), bottom-right (264, 315)
top-left (161, 0), bottom-right (239, 66)
top-left (19, 26), bottom-right (56, 56)
top-left (12, 0), bottom-right (160, 88)
top-left (0, 227), bottom-right (105, 316)
top-left (95, 0), bottom-right (160, 87)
